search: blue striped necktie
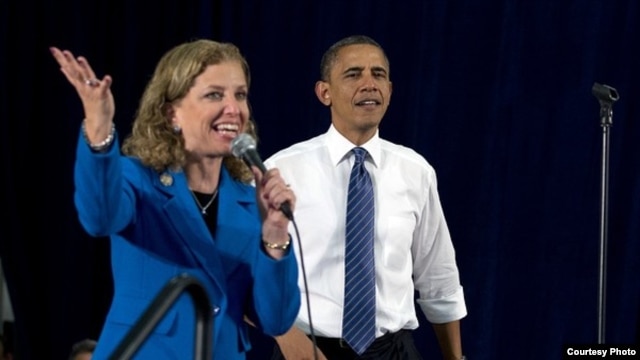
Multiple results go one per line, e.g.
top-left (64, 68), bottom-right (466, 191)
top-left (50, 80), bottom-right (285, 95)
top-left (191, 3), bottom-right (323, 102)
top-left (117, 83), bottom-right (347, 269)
top-left (342, 147), bottom-right (376, 355)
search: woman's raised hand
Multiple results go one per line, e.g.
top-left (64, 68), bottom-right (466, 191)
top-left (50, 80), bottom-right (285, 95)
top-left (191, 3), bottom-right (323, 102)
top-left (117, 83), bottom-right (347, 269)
top-left (50, 46), bottom-right (115, 144)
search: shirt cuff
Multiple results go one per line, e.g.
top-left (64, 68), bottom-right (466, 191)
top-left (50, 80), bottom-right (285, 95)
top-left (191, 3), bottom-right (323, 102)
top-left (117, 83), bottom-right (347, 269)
top-left (417, 286), bottom-right (468, 324)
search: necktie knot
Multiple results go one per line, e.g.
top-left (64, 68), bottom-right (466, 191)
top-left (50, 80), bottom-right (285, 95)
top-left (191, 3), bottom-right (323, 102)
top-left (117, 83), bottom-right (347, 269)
top-left (352, 147), bottom-right (367, 165)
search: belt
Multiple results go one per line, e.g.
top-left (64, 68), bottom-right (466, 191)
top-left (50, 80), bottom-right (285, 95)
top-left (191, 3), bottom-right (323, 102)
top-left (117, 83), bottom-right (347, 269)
top-left (311, 329), bottom-right (408, 350)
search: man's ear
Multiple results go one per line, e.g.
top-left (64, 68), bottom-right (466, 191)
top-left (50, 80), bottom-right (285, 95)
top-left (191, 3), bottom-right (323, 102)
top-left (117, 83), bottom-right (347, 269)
top-left (315, 81), bottom-right (331, 106)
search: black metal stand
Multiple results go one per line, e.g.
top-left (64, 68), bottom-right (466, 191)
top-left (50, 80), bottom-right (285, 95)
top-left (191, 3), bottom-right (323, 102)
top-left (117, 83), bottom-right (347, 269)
top-left (108, 273), bottom-right (213, 360)
top-left (591, 82), bottom-right (619, 344)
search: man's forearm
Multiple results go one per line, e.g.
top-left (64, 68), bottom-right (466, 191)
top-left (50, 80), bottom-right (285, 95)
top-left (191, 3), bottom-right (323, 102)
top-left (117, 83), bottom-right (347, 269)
top-left (432, 320), bottom-right (464, 360)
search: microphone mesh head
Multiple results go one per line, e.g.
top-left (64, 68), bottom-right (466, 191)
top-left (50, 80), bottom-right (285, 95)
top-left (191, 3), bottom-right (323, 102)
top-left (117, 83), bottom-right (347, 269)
top-left (230, 133), bottom-right (257, 158)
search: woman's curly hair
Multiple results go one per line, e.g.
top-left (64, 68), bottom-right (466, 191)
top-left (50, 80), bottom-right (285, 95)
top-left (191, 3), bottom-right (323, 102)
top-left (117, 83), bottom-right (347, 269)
top-left (121, 39), bottom-right (255, 183)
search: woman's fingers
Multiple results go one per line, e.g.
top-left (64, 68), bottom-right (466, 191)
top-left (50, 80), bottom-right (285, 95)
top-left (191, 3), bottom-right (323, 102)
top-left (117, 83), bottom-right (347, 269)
top-left (76, 56), bottom-right (99, 86)
top-left (261, 169), bottom-right (295, 213)
top-left (50, 47), bottom-right (101, 89)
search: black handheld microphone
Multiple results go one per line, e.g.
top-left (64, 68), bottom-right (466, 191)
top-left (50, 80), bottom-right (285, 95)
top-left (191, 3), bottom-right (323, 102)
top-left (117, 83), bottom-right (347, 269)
top-left (231, 133), bottom-right (293, 220)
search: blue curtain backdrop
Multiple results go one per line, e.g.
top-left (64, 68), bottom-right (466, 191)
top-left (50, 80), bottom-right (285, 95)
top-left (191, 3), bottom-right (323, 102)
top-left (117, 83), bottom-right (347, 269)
top-left (1, 0), bottom-right (638, 359)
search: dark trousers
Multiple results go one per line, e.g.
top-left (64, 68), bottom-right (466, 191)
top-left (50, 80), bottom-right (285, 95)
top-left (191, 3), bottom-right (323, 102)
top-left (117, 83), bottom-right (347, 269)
top-left (271, 330), bottom-right (423, 360)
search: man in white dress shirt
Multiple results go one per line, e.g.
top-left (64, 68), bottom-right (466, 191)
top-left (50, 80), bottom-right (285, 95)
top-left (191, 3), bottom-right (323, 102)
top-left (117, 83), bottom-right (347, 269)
top-left (265, 35), bottom-right (467, 360)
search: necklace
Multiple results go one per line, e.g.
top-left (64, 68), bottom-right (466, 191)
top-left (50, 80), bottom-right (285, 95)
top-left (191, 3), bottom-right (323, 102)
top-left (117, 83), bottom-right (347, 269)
top-left (190, 188), bottom-right (218, 215)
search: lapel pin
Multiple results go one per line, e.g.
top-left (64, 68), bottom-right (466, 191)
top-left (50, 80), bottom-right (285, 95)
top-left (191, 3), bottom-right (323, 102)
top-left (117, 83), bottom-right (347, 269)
top-left (159, 172), bottom-right (173, 187)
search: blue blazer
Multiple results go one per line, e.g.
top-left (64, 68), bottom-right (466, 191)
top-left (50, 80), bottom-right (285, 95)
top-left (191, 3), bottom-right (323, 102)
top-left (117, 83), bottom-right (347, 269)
top-left (74, 132), bottom-right (300, 359)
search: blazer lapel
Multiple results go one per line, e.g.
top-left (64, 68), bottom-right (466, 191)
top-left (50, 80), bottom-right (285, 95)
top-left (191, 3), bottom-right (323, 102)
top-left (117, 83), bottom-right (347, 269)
top-left (153, 169), bottom-right (228, 301)
top-left (214, 168), bottom-right (259, 276)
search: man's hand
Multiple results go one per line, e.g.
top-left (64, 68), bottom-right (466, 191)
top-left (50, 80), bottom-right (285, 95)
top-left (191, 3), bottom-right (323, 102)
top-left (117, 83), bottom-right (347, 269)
top-left (275, 326), bottom-right (328, 360)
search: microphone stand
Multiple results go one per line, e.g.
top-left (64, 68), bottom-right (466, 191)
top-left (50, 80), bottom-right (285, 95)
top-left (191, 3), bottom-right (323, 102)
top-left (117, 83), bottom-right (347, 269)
top-left (591, 82), bottom-right (619, 344)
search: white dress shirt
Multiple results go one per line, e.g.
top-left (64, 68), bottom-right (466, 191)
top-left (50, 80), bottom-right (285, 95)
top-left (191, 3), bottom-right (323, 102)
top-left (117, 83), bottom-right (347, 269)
top-left (265, 124), bottom-right (467, 338)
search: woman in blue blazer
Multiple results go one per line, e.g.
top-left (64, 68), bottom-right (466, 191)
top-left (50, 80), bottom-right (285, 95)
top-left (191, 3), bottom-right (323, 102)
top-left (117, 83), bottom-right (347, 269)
top-left (50, 40), bottom-right (300, 359)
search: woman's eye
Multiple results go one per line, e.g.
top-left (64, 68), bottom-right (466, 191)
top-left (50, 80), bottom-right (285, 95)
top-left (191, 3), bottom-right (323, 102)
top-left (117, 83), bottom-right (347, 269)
top-left (206, 92), bottom-right (223, 100)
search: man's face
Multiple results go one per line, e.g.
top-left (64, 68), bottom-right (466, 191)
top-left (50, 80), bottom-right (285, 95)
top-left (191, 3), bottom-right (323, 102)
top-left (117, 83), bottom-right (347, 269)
top-left (73, 351), bottom-right (92, 360)
top-left (317, 44), bottom-right (392, 142)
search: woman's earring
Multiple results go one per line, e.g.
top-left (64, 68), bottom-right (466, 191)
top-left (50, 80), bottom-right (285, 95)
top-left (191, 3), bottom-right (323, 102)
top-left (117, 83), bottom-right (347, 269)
top-left (172, 124), bottom-right (182, 134)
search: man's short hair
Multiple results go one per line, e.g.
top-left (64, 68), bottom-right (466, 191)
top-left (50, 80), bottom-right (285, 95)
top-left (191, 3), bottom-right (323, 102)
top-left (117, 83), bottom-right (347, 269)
top-left (69, 338), bottom-right (97, 360)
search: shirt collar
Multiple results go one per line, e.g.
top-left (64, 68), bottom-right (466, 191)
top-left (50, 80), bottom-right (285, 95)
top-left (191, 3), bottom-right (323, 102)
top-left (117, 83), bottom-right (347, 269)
top-left (326, 124), bottom-right (381, 168)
